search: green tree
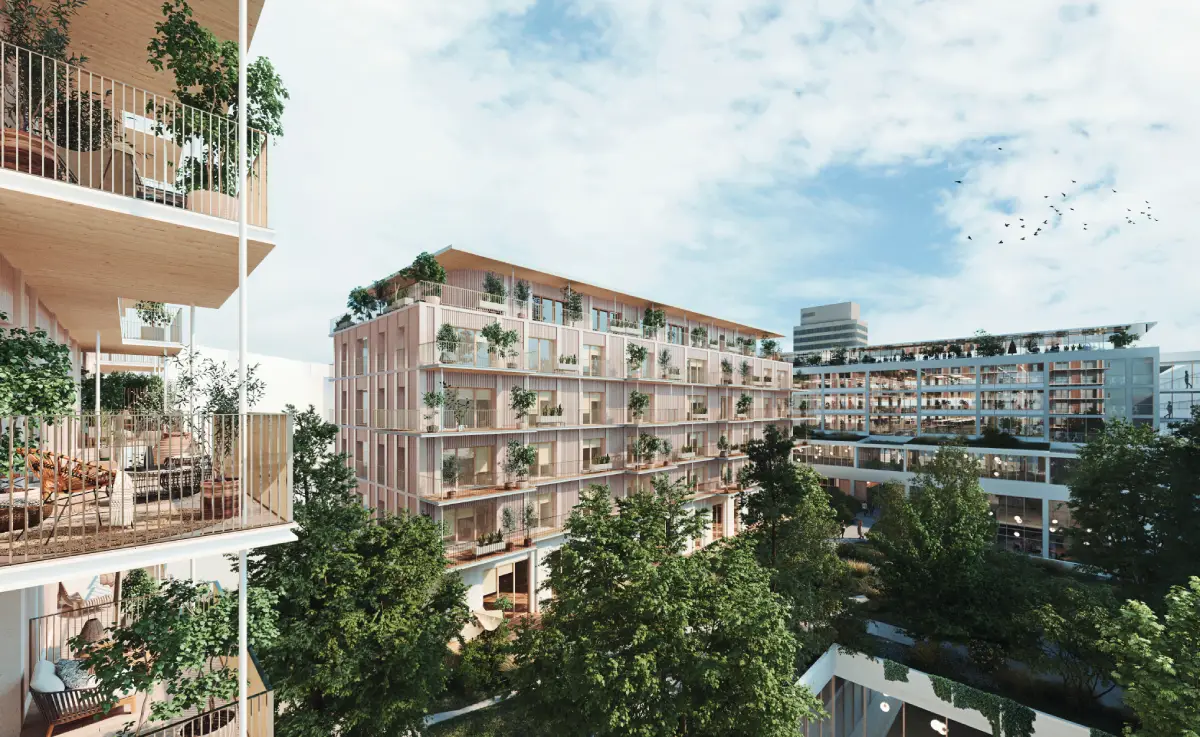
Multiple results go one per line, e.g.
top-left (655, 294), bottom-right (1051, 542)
top-left (1023, 581), bottom-right (1119, 707)
top-left (0, 311), bottom-right (75, 415)
top-left (513, 479), bottom-right (823, 736)
top-left (346, 286), bottom-right (383, 322)
top-left (1100, 577), bottom-right (1200, 737)
top-left (80, 371), bottom-right (165, 413)
top-left (1067, 418), bottom-right (1200, 602)
top-left (248, 406), bottom-right (469, 737)
top-left (399, 251), bottom-right (447, 284)
top-left (871, 445), bottom-right (996, 641)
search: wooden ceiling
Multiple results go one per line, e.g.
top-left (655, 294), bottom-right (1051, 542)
top-left (0, 185), bottom-right (272, 345)
top-left (1, 0), bottom-right (266, 101)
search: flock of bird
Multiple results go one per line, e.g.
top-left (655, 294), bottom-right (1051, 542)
top-left (954, 175), bottom-right (1159, 245)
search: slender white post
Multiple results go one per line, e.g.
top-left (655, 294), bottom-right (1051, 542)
top-left (189, 304), bottom-right (197, 581)
top-left (93, 331), bottom-right (101, 418)
top-left (237, 0), bottom-right (250, 731)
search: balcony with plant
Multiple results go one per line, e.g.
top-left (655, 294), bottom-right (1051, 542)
top-left (736, 393), bottom-right (753, 419)
top-left (482, 321), bottom-right (520, 369)
top-left (535, 403), bottom-right (566, 426)
top-left (627, 390), bottom-right (650, 422)
top-left (626, 344), bottom-right (649, 378)
top-left (503, 441), bottom-right (537, 489)
top-left (480, 272), bottom-right (507, 313)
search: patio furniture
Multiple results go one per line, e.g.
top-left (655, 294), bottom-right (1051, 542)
top-left (13, 449), bottom-right (115, 543)
top-left (30, 687), bottom-right (134, 737)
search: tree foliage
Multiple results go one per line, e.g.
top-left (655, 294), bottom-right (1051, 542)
top-left (1022, 581), bottom-right (1119, 707)
top-left (1067, 416), bottom-right (1200, 603)
top-left (80, 371), bottom-right (165, 413)
top-left (0, 311), bottom-right (75, 416)
top-left (248, 406), bottom-right (469, 737)
top-left (513, 479), bottom-right (824, 736)
top-left (1100, 577), bottom-right (1200, 737)
top-left (398, 251), bottom-right (447, 284)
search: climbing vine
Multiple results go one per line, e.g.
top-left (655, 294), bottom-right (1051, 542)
top-left (1000, 701), bottom-right (1035, 737)
top-left (882, 659), bottom-right (910, 683)
top-left (926, 671), bottom-right (1035, 737)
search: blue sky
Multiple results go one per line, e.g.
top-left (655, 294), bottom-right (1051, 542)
top-left (198, 0), bottom-right (1200, 363)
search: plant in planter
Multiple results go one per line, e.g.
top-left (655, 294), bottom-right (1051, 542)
top-left (632, 433), bottom-right (662, 468)
top-left (422, 391), bottom-right (444, 432)
top-left (397, 251), bottom-right (447, 300)
top-left (642, 307), bottom-right (666, 339)
top-left (736, 393), bottom-right (753, 417)
top-left (482, 321), bottom-right (520, 367)
top-left (659, 439), bottom-right (672, 464)
top-left (658, 349), bottom-right (673, 378)
top-left (974, 329), bottom-right (1006, 357)
top-left (147, 0), bottom-right (287, 214)
top-left (71, 574), bottom-right (278, 737)
top-left (510, 387), bottom-right (537, 422)
top-left (1023, 335), bottom-right (1040, 353)
top-left (494, 594), bottom-right (514, 613)
top-left (739, 361), bottom-right (752, 382)
top-left (0, 311), bottom-right (75, 418)
top-left (829, 347), bottom-right (848, 366)
top-left (557, 354), bottom-right (577, 368)
top-left (720, 358), bottom-right (733, 380)
top-left (482, 272), bottom-right (507, 302)
top-left (501, 506), bottom-right (517, 551)
top-left (513, 280), bottom-right (531, 317)
top-left (736, 464), bottom-right (753, 490)
top-left (443, 386), bottom-right (472, 430)
top-left (436, 323), bottom-right (461, 362)
top-left (626, 343), bottom-right (648, 375)
top-left (717, 435), bottom-right (730, 457)
top-left (333, 313), bottom-right (353, 331)
top-left (589, 453), bottom-right (612, 471)
top-left (346, 286), bottom-right (383, 322)
top-left (722, 466), bottom-right (733, 488)
top-left (503, 440), bottom-right (537, 488)
top-left (760, 339), bottom-right (778, 358)
top-left (442, 454), bottom-right (461, 496)
top-left (1108, 327), bottom-right (1138, 348)
top-left (522, 503), bottom-right (538, 546)
top-left (561, 285), bottom-right (584, 324)
top-left (134, 301), bottom-right (171, 327)
top-left (690, 326), bottom-right (708, 347)
top-left (628, 390), bottom-right (650, 421)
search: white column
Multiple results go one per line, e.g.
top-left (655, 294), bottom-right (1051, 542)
top-left (237, 0), bottom-right (250, 731)
top-left (1042, 498), bottom-right (1051, 559)
top-left (94, 331), bottom-right (101, 417)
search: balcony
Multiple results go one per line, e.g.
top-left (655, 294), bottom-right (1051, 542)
top-left (0, 413), bottom-right (293, 591)
top-left (117, 299), bottom-right (184, 347)
top-left (421, 457), bottom-right (627, 501)
top-left (23, 594), bottom-right (274, 737)
top-left (444, 510), bottom-right (572, 566)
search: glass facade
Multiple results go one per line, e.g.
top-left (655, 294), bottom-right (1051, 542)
top-left (1048, 501), bottom-right (1074, 560)
top-left (870, 415), bottom-right (917, 436)
top-left (920, 415), bottom-right (976, 435)
top-left (920, 391), bottom-right (975, 410)
top-left (858, 446), bottom-right (904, 471)
top-left (980, 415), bottom-right (1045, 437)
top-left (980, 390), bottom-right (1044, 411)
top-left (869, 392), bottom-right (918, 414)
top-left (989, 494), bottom-right (1043, 555)
top-left (979, 363), bottom-right (1044, 386)
top-left (824, 414), bottom-right (866, 432)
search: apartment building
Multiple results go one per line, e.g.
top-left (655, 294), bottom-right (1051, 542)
top-left (331, 247), bottom-right (793, 616)
top-left (791, 323), bottom-right (1158, 562)
top-left (793, 302), bottom-right (869, 359)
top-left (1, 1), bottom-right (292, 734)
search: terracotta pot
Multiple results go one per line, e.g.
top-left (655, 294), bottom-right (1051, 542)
top-left (504, 481), bottom-right (517, 490)
top-left (523, 537), bottom-right (533, 547)
top-left (201, 479), bottom-right (241, 520)
top-left (446, 489), bottom-right (457, 499)
top-left (2, 129), bottom-right (63, 179)
top-left (505, 541), bottom-right (515, 552)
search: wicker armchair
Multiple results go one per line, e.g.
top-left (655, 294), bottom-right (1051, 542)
top-left (30, 688), bottom-right (133, 737)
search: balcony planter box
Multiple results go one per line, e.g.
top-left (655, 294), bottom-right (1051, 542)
top-left (688, 412), bottom-right (709, 422)
top-left (588, 462), bottom-right (613, 472)
top-left (678, 451), bottom-right (696, 460)
top-left (474, 541), bottom-right (506, 558)
top-left (610, 324), bottom-right (640, 337)
top-left (201, 479), bottom-right (240, 520)
top-left (400, 297), bottom-right (415, 306)
top-left (537, 415), bottom-right (566, 426)
top-left (424, 295), bottom-right (442, 305)
top-left (719, 450), bottom-right (730, 458)
top-left (480, 295), bottom-right (506, 313)
top-left (557, 359), bottom-right (577, 371)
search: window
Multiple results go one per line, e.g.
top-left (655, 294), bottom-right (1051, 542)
top-left (448, 388), bottom-right (494, 428)
top-left (582, 344), bottom-right (605, 376)
top-left (340, 343), bottom-right (348, 376)
top-left (668, 324), bottom-right (685, 345)
top-left (688, 394), bottom-right (709, 418)
top-left (582, 392), bottom-right (605, 425)
top-left (980, 416), bottom-right (1045, 438)
top-left (356, 390), bottom-right (367, 424)
top-left (444, 505), bottom-right (481, 543)
top-left (920, 415), bottom-right (977, 435)
top-left (1132, 357), bottom-right (1154, 386)
top-left (989, 494), bottom-right (1043, 556)
top-left (921, 366), bottom-right (977, 386)
top-left (356, 338), bottom-right (368, 374)
top-left (444, 446), bottom-right (494, 488)
top-left (980, 363), bottom-right (1044, 386)
top-left (531, 442), bottom-right (554, 478)
top-left (533, 297), bottom-right (564, 325)
top-left (686, 431), bottom-right (706, 455)
top-left (591, 308), bottom-right (610, 333)
top-left (1132, 388), bottom-right (1154, 416)
top-left (528, 337), bottom-right (555, 373)
top-left (687, 358), bottom-right (708, 384)
top-left (376, 331), bottom-right (386, 371)
top-left (534, 391), bottom-right (557, 419)
top-left (582, 438), bottom-right (605, 469)
top-left (535, 491), bottom-right (554, 527)
top-left (1048, 501), bottom-right (1074, 560)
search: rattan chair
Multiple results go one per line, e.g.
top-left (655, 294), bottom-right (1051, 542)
top-left (30, 688), bottom-right (134, 737)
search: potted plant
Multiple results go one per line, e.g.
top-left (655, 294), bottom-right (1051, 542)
top-left (642, 307), bottom-right (666, 339)
top-left (436, 323), bottom-right (461, 363)
top-left (627, 344), bottom-right (648, 376)
top-left (610, 316), bottom-right (641, 337)
top-left (482, 321), bottom-right (520, 369)
top-left (736, 393), bottom-right (753, 419)
top-left (494, 594), bottom-right (514, 614)
top-left (759, 339), bottom-right (779, 358)
top-left (588, 453), bottom-right (612, 472)
top-left (537, 404), bottom-right (565, 425)
top-left (557, 354), bottom-right (577, 371)
top-left (628, 390), bottom-right (650, 422)
top-left (522, 503), bottom-right (538, 546)
top-left (739, 361), bottom-right (752, 383)
top-left (147, 0), bottom-right (286, 225)
top-left (442, 455), bottom-right (461, 498)
top-left (717, 435), bottom-right (730, 458)
top-left (510, 387), bottom-right (537, 425)
top-left (333, 313), bottom-right (353, 331)
top-left (474, 531), bottom-right (506, 558)
top-left (561, 285), bottom-right (584, 324)
top-left (1109, 327), bottom-right (1138, 348)
top-left (514, 280), bottom-right (531, 317)
top-left (422, 391), bottom-right (444, 433)
top-left (658, 349), bottom-right (677, 379)
top-left (504, 440), bottom-right (537, 488)
top-left (722, 466), bottom-right (734, 489)
top-left (659, 439), bottom-right (673, 466)
top-left (444, 386), bottom-right (471, 430)
top-left (481, 272), bottom-right (507, 312)
top-left (502, 507), bottom-right (518, 552)
top-left (632, 433), bottom-right (661, 469)
top-left (720, 358), bottom-right (734, 385)
top-left (690, 326), bottom-right (708, 347)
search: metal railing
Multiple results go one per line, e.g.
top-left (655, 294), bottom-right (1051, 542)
top-left (140, 691), bottom-right (274, 737)
top-left (1, 40), bottom-right (270, 226)
top-left (1, 413), bottom-right (292, 568)
top-left (117, 299), bottom-right (183, 344)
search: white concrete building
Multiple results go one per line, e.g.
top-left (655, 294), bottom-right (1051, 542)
top-left (793, 302), bottom-right (869, 358)
top-left (792, 322), bottom-right (1159, 561)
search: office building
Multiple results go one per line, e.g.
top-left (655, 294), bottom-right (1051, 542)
top-left (0, 2), bottom-right (292, 733)
top-left (1159, 351), bottom-right (1199, 430)
top-left (793, 302), bottom-right (869, 359)
top-left (791, 323), bottom-right (1159, 561)
top-left (330, 247), bottom-right (793, 616)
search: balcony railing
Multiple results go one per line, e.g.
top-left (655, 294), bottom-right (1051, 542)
top-left (1, 40), bottom-right (270, 226)
top-left (1, 413), bottom-right (292, 569)
top-left (117, 299), bottom-right (183, 345)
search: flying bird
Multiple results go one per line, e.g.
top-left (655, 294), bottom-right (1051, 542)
top-left (954, 180), bottom-right (962, 184)
top-left (967, 236), bottom-right (972, 240)
top-left (1071, 180), bottom-right (1077, 183)
top-left (1005, 223), bottom-right (1010, 227)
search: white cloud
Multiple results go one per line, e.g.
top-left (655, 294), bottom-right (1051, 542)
top-left (198, 0), bottom-right (1200, 364)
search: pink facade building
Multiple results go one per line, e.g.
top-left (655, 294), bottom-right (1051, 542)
top-left (331, 247), bottom-right (792, 613)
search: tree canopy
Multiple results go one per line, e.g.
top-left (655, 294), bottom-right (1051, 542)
top-left (1067, 415), bottom-right (1200, 602)
top-left (513, 478), bottom-right (824, 736)
top-left (248, 406), bottom-right (468, 737)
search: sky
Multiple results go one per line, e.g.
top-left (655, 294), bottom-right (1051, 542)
top-left (197, 0), bottom-right (1200, 364)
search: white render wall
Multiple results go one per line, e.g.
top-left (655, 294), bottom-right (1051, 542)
top-left (167, 343), bottom-right (332, 416)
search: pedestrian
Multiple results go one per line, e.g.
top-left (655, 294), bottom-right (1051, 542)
top-left (1186, 369), bottom-right (1192, 389)
top-left (856, 518), bottom-right (864, 539)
